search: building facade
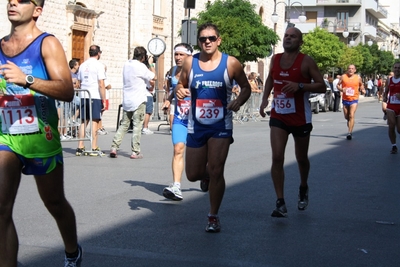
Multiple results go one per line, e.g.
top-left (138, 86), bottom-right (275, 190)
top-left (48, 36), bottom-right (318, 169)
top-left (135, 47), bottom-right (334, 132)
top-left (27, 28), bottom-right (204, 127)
top-left (2, 0), bottom-right (398, 110)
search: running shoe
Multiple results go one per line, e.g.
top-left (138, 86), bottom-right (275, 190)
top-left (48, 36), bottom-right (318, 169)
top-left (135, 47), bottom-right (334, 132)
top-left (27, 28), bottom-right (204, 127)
top-left (89, 147), bottom-right (105, 157)
top-left (205, 215), bottom-right (221, 233)
top-left (200, 174), bottom-right (210, 192)
top-left (163, 184), bottom-right (183, 201)
top-left (298, 186), bottom-right (309, 210)
top-left (110, 147), bottom-right (117, 158)
top-left (271, 199), bottom-right (287, 218)
top-left (391, 145), bottom-right (398, 154)
top-left (64, 244), bottom-right (82, 267)
top-left (141, 128), bottom-right (154, 135)
top-left (346, 133), bottom-right (352, 140)
top-left (130, 152), bottom-right (143, 159)
top-left (60, 134), bottom-right (72, 141)
top-left (97, 127), bottom-right (108, 135)
top-left (75, 147), bottom-right (85, 156)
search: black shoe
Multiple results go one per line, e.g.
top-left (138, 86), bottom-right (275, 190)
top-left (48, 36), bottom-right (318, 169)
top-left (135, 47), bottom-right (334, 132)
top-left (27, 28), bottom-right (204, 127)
top-left (391, 146), bottom-right (397, 154)
top-left (346, 133), bottom-right (352, 140)
top-left (75, 147), bottom-right (85, 156)
top-left (298, 186), bottom-right (309, 210)
top-left (200, 175), bottom-right (210, 192)
top-left (271, 199), bottom-right (287, 217)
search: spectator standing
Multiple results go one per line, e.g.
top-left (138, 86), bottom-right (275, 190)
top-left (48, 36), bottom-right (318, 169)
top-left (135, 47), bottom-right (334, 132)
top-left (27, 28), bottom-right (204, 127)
top-left (76, 45), bottom-right (106, 156)
top-left (0, 0), bottom-right (82, 266)
top-left (69, 59), bottom-right (80, 128)
top-left (109, 47), bottom-right (156, 159)
top-left (366, 77), bottom-right (373, 97)
top-left (176, 23), bottom-right (251, 232)
top-left (383, 62), bottom-right (400, 154)
top-left (248, 72), bottom-right (262, 93)
top-left (142, 61), bottom-right (155, 135)
top-left (259, 27), bottom-right (326, 218)
top-left (97, 64), bottom-right (112, 135)
top-left (336, 65), bottom-right (365, 140)
top-left (332, 75), bottom-right (341, 112)
top-left (377, 75), bottom-right (383, 102)
top-left (161, 43), bottom-right (193, 201)
top-left (382, 72), bottom-right (395, 120)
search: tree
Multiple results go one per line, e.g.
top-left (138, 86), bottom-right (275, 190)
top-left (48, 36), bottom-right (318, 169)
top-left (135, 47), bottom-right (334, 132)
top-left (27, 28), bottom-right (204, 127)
top-left (195, 0), bottom-right (278, 64)
top-left (301, 27), bottom-right (345, 73)
top-left (362, 44), bottom-right (395, 75)
top-left (353, 44), bottom-right (373, 75)
top-left (337, 46), bottom-right (364, 71)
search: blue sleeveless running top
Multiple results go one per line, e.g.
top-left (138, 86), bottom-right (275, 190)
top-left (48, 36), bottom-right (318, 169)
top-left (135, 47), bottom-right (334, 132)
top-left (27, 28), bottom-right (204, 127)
top-left (171, 66), bottom-right (190, 127)
top-left (187, 53), bottom-right (233, 133)
top-left (0, 33), bottom-right (61, 158)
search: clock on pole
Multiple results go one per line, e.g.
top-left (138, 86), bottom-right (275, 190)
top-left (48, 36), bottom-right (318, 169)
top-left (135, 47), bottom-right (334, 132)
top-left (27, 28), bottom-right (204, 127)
top-left (147, 37), bottom-right (166, 57)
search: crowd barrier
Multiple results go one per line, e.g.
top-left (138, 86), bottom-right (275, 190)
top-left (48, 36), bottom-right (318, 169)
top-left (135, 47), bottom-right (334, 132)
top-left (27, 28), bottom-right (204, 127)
top-left (58, 89), bottom-right (102, 156)
top-left (233, 92), bottom-right (262, 123)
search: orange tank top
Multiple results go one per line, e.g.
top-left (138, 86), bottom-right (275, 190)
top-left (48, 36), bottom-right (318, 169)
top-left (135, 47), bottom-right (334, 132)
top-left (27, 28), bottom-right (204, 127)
top-left (342, 74), bottom-right (360, 101)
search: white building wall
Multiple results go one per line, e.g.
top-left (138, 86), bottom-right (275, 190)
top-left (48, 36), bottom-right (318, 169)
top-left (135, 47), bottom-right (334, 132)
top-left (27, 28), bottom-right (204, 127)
top-left (0, 0), bottom-right (283, 106)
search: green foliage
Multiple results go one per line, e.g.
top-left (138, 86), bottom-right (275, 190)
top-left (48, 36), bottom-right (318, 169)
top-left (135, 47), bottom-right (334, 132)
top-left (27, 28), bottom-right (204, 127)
top-left (357, 44), bottom-right (394, 75)
top-left (337, 46), bottom-right (364, 71)
top-left (353, 44), bottom-right (373, 74)
top-left (301, 28), bottom-right (345, 73)
top-left (195, 0), bottom-right (278, 64)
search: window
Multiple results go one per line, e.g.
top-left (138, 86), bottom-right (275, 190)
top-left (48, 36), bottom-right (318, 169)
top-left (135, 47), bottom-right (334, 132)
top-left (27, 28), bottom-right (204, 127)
top-left (336, 11), bottom-right (349, 30)
top-left (154, 0), bottom-right (161, 16)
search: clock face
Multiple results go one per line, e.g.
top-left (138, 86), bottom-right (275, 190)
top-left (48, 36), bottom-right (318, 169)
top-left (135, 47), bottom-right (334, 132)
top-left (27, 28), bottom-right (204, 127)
top-left (147, 37), bottom-right (166, 56)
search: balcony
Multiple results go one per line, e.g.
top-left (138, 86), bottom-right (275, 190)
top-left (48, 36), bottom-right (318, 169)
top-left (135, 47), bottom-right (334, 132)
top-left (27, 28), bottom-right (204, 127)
top-left (365, 0), bottom-right (388, 19)
top-left (316, 0), bottom-right (361, 6)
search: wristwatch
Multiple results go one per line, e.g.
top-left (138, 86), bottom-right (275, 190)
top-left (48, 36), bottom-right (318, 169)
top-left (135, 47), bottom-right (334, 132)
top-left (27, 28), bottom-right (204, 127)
top-left (25, 75), bottom-right (34, 88)
top-left (298, 83), bottom-right (304, 91)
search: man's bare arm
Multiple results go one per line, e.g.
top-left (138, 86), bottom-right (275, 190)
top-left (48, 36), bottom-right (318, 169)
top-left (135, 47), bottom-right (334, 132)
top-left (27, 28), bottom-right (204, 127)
top-left (175, 57), bottom-right (192, 100)
top-left (227, 56), bottom-right (251, 112)
top-left (0, 36), bottom-right (74, 102)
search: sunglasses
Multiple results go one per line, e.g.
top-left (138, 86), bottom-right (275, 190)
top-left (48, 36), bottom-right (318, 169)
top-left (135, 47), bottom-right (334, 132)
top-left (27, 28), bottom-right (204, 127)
top-left (8, 0), bottom-right (38, 6)
top-left (198, 36), bottom-right (218, 43)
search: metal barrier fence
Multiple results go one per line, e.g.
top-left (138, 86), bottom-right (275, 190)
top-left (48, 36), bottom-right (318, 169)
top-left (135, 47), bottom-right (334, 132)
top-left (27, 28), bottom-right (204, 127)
top-left (59, 89), bottom-right (103, 156)
top-left (115, 89), bottom-right (170, 131)
top-left (233, 92), bottom-right (262, 123)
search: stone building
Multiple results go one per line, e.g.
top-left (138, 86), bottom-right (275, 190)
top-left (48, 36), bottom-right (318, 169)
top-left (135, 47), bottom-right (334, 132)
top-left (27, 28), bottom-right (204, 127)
top-left (0, 0), bottom-right (279, 110)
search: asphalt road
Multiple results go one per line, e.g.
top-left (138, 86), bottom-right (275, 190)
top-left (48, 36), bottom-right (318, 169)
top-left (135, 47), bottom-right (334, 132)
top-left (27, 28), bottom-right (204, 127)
top-left (15, 97), bottom-right (400, 267)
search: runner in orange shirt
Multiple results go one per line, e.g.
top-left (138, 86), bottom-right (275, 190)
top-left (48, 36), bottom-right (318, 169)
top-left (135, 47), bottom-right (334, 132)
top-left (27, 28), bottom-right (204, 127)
top-left (336, 65), bottom-right (365, 140)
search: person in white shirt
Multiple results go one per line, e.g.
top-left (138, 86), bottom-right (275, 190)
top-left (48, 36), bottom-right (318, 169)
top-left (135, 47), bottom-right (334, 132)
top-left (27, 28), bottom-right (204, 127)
top-left (366, 77), bottom-right (373, 97)
top-left (332, 75), bottom-right (341, 112)
top-left (76, 45), bottom-right (106, 156)
top-left (109, 46), bottom-right (156, 159)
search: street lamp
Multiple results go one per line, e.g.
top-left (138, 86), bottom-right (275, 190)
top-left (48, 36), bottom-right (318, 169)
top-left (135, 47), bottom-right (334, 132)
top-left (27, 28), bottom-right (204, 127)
top-left (349, 37), bottom-right (355, 47)
top-left (342, 30), bottom-right (349, 38)
top-left (271, 0), bottom-right (307, 27)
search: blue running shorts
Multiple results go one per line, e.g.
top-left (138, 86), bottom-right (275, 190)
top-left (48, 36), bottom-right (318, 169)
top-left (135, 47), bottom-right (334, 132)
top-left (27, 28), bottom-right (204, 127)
top-left (0, 145), bottom-right (63, 175)
top-left (172, 123), bottom-right (188, 145)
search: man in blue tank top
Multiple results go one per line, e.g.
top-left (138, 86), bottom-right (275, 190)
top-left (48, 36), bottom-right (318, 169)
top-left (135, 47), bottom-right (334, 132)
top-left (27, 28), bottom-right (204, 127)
top-left (0, 1), bottom-right (82, 266)
top-left (176, 23), bottom-right (251, 233)
top-left (162, 43), bottom-right (193, 201)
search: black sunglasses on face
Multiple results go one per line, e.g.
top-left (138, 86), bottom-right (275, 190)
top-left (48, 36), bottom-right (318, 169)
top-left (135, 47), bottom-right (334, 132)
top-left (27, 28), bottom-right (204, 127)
top-left (198, 36), bottom-right (218, 43)
top-left (8, 0), bottom-right (38, 6)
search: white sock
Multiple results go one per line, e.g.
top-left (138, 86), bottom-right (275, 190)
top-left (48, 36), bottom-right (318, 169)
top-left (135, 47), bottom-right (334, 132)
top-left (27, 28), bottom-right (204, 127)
top-left (173, 182), bottom-right (181, 188)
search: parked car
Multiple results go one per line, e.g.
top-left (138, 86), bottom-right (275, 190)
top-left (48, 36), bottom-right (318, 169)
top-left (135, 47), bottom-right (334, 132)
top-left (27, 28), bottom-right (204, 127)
top-left (309, 80), bottom-right (333, 114)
